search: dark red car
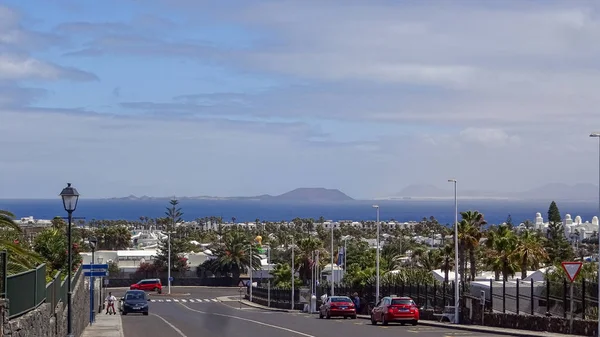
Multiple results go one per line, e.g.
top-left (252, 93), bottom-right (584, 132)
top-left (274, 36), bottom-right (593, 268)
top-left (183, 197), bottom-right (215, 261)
top-left (371, 296), bottom-right (419, 326)
top-left (319, 296), bottom-right (357, 319)
top-left (130, 278), bottom-right (162, 294)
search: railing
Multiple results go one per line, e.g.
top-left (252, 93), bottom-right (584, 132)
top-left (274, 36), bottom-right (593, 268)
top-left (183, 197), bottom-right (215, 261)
top-left (6, 264), bottom-right (47, 318)
top-left (251, 278), bottom-right (599, 318)
top-left (6, 264), bottom-right (83, 319)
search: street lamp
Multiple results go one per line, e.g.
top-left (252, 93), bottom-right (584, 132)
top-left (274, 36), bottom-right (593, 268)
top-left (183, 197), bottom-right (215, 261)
top-left (249, 243), bottom-right (253, 302)
top-left (97, 257), bottom-right (104, 313)
top-left (590, 132), bottom-right (600, 336)
top-left (89, 236), bottom-right (97, 325)
top-left (290, 235), bottom-right (295, 310)
top-left (372, 205), bottom-right (380, 303)
top-left (330, 221), bottom-right (334, 297)
top-left (60, 183), bottom-right (79, 337)
top-left (447, 179), bottom-right (460, 324)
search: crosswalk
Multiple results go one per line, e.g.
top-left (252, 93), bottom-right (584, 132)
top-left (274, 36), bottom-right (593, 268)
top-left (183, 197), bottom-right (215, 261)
top-left (149, 298), bottom-right (220, 303)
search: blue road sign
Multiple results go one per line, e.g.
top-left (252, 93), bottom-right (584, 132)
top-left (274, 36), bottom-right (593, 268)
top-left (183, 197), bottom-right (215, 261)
top-left (82, 264), bottom-right (108, 270)
top-left (84, 271), bottom-right (108, 277)
top-left (168, 277), bottom-right (173, 282)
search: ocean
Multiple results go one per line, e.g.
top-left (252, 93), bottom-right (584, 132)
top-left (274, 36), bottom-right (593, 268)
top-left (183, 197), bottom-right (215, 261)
top-left (0, 199), bottom-right (599, 225)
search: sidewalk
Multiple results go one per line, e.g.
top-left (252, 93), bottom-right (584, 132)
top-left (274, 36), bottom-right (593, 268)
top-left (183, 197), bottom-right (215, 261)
top-left (238, 298), bottom-right (585, 337)
top-left (81, 312), bottom-right (124, 337)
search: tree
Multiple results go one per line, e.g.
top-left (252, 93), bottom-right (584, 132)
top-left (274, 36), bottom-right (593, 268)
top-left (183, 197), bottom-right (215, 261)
top-left (205, 229), bottom-right (261, 280)
top-left (154, 199), bottom-right (189, 272)
top-left (33, 227), bottom-right (82, 273)
top-left (505, 214), bottom-right (513, 229)
top-left (545, 201), bottom-right (573, 263)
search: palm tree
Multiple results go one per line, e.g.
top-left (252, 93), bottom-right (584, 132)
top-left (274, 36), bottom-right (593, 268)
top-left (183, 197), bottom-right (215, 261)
top-left (486, 225), bottom-right (518, 281)
top-left (460, 211), bottom-right (486, 280)
top-left (0, 210), bottom-right (43, 274)
top-left (514, 230), bottom-right (548, 279)
top-left (440, 244), bottom-right (455, 283)
top-left (418, 249), bottom-right (443, 271)
top-left (208, 230), bottom-right (261, 281)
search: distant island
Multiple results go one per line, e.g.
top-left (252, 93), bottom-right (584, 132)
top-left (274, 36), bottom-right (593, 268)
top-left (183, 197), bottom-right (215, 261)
top-left (108, 187), bottom-right (355, 203)
top-left (387, 183), bottom-right (599, 201)
top-left (107, 183), bottom-right (600, 202)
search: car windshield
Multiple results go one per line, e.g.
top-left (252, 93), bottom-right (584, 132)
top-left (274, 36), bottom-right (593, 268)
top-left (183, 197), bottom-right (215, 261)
top-left (126, 292), bottom-right (145, 301)
top-left (391, 299), bottom-right (414, 305)
top-left (331, 297), bottom-right (352, 302)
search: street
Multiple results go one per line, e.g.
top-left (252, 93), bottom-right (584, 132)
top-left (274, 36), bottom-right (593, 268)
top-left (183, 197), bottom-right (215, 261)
top-left (101, 287), bottom-right (525, 337)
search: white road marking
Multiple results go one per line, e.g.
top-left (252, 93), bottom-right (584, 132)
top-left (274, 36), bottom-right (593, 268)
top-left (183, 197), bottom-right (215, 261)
top-left (188, 299), bottom-right (195, 302)
top-left (150, 300), bottom-right (155, 302)
top-left (179, 303), bottom-right (314, 337)
top-left (150, 313), bottom-right (188, 337)
top-left (158, 300), bottom-right (164, 302)
top-left (174, 299), bottom-right (179, 302)
top-left (181, 299), bottom-right (187, 302)
top-left (197, 299), bottom-right (203, 302)
top-left (204, 299), bottom-right (210, 302)
top-left (166, 299), bottom-right (172, 302)
top-left (211, 299), bottom-right (218, 302)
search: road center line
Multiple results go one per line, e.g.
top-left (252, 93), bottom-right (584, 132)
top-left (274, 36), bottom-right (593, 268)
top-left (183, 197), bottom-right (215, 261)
top-left (150, 313), bottom-right (189, 337)
top-left (179, 303), bottom-right (315, 337)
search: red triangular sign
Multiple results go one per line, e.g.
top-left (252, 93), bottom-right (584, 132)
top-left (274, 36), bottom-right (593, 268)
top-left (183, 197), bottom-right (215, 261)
top-left (561, 262), bottom-right (583, 282)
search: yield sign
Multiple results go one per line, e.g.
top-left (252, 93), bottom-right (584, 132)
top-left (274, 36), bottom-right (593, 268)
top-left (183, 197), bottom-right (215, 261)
top-left (561, 262), bottom-right (583, 283)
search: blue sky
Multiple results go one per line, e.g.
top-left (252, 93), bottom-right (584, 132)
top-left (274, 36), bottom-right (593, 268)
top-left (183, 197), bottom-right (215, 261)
top-left (2, 0), bottom-right (600, 199)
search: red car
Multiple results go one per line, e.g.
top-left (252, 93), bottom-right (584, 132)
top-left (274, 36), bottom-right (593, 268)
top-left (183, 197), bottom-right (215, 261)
top-left (371, 296), bottom-right (419, 326)
top-left (130, 278), bottom-right (162, 294)
top-left (319, 296), bottom-right (357, 319)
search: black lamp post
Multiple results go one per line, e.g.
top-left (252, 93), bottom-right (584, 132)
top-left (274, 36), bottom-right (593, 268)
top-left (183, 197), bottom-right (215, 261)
top-left (60, 183), bottom-right (79, 337)
top-left (89, 236), bottom-right (97, 323)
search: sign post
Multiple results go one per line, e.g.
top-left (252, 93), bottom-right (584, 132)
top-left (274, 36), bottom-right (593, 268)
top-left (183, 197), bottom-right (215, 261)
top-left (561, 261), bottom-right (583, 334)
top-left (480, 290), bottom-right (485, 325)
top-left (83, 264), bottom-right (108, 323)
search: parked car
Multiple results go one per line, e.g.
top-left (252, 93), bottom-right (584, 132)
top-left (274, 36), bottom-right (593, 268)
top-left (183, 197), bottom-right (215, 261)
top-left (319, 296), bottom-right (357, 319)
top-left (120, 290), bottom-right (149, 315)
top-left (371, 296), bottom-right (419, 326)
top-left (130, 278), bottom-right (162, 293)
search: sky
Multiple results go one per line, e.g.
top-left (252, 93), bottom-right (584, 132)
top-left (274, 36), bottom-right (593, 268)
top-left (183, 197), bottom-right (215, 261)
top-left (2, 0), bottom-right (600, 199)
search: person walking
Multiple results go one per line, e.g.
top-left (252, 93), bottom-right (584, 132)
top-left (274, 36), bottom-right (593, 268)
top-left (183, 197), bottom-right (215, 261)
top-left (352, 292), bottom-right (361, 314)
top-left (105, 292), bottom-right (117, 315)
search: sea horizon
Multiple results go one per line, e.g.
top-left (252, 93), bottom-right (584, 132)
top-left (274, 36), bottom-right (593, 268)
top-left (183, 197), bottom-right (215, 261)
top-left (0, 198), bottom-right (598, 225)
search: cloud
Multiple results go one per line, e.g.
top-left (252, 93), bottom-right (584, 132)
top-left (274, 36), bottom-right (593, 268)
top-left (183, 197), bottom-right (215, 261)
top-left (3, 1), bottom-right (600, 199)
top-left (0, 53), bottom-right (98, 81)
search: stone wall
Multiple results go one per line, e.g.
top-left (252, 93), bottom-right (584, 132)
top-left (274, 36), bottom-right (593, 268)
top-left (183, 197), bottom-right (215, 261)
top-left (463, 296), bottom-right (597, 336)
top-left (2, 272), bottom-right (90, 337)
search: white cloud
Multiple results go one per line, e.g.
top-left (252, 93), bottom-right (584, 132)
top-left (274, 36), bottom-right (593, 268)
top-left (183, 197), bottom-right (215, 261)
top-left (3, 1), bottom-right (600, 198)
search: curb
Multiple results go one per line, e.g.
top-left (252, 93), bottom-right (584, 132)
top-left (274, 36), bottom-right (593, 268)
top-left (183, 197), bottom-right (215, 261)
top-left (239, 299), bottom-right (297, 313)
top-left (355, 315), bottom-right (579, 337)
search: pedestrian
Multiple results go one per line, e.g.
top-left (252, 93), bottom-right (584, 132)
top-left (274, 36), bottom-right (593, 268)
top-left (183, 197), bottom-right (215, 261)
top-left (105, 292), bottom-right (117, 315)
top-left (352, 292), bottom-right (361, 313)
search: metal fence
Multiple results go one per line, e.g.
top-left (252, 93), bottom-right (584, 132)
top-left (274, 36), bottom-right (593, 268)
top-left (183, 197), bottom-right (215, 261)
top-left (252, 278), bottom-right (599, 318)
top-left (0, 251), bottom-right (6, 298)
top-left (6, 264), bottom-right (47, 318)
top-left (6, 264), bottom-right (83, 319)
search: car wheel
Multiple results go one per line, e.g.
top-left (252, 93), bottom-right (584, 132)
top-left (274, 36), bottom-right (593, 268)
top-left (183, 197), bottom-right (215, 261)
top-left (343, 316), bottom-right (347, 319)
top-left (326, 311), bottom-right (331, 319)
top-left (122, 311), bottom-right (127, 316)
top-left (143, 312), bottom-right (149, 316)
top-left (381, 314), bottom-right (388, 326)
top-left (371, 314), bottom-right (377, 325)
top-left (412, 320), bottom-right (418, 326)
top-left (319, 311), bottom-right (323, 319)
top-left (351, 315), bottom-right (357, 319)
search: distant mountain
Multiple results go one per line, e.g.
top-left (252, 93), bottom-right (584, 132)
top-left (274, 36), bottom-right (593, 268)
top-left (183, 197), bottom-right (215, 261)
top-left (268, 188), bottom-right (354, 202)
top-left (392, 183), bottom-right (599, 201)
top-left (513, 183), bottom-right (597, 201)
top-left (394, 184), bottom-right (498, 199)
top-left (108, 187), bottom-right (354, 202)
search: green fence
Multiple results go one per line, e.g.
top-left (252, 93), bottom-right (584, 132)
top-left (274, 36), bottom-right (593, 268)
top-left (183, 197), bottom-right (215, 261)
top-left (6, 264), bottom-right (46, 318)
top-left (6, 264), bottom-right (83, 319)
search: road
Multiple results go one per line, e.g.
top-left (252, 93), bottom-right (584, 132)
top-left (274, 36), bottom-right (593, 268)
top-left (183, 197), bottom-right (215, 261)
top-left (108, 287), bottom-right (523, 337)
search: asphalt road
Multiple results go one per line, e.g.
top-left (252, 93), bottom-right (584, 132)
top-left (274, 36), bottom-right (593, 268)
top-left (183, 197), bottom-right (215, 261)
top-left (112, 287), bottom-right (523, 337)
